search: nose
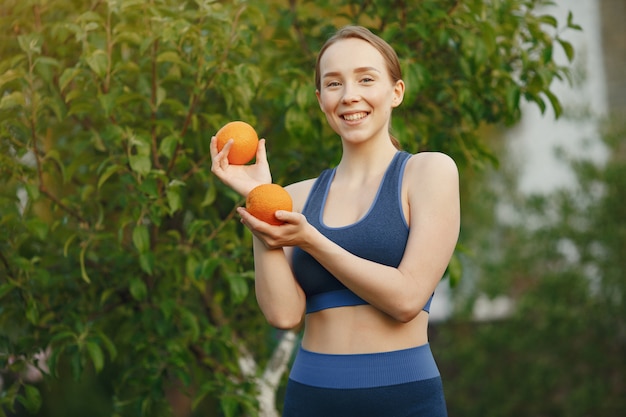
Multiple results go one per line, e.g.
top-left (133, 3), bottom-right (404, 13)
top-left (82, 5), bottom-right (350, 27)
top-left (341, 82), bottom-right (361, 103)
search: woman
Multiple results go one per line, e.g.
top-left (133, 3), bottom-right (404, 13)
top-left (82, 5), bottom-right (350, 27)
top-left (211, 25), bottom-right (459, 417)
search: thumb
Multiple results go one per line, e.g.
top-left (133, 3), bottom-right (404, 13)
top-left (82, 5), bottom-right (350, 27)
top-left (275, 210), bottom-right (300, 224)
top-left (256, 138), bottom-right (268, 163)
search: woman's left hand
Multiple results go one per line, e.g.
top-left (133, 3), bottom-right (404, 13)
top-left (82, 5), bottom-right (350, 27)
top-left (237, 207), bottom-right (312, 249)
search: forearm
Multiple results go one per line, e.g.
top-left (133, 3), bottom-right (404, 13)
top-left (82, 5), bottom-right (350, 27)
top-left (301, 232), bottom-right (437, 322)
top-left (252, 237), bottom-right (306, 329)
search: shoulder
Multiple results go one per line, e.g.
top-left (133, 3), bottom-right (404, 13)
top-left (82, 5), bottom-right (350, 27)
top-left (404, 152), bottom-right (459, 201)
top-left (285, 178), bottom-right (317, 213)
top-left (406, 151), bottom-right (458, 174)
top-left (405, 151), bottom-right (458, 184)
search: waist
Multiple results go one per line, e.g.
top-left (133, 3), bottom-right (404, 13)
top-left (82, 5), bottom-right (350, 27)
top-left (301, 304), bottom-right (429, 354)
top-left (289, 343), bottom-right (440, 389)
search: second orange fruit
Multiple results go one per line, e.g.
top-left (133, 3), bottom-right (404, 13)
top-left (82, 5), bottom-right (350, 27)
top-left (246, 184), bottom-right (293, 225)
top-left (215, 121), bottom-right (259, 165)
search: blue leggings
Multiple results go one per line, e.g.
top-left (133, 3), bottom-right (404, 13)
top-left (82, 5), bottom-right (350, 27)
top-left (283, 344), bottom-right (448, 417)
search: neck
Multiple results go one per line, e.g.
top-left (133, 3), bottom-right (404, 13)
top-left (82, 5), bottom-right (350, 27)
top-left (336, 140), bottom-right (398, 184)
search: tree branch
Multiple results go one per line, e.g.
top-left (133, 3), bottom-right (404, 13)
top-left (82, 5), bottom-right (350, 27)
top-left (166, 5), bottom-right (247, 177)
top-left (0, 250), bottom-right (16, 279)
top-left (289, 0), bottom-right (312, 58)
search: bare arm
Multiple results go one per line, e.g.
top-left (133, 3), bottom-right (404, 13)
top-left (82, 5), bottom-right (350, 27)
top-left (210, 134), bottom-right (306, 328)
top-left (240, 152), bottom-right (460, 322)
top-left (242, 180), bottom-right (315, 329)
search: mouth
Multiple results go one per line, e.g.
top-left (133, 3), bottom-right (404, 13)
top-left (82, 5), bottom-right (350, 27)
top-left (341, 111), bottom-right (369, 121)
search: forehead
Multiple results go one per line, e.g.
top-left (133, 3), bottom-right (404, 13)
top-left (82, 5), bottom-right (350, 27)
top-left (319, 38), bottom-right (387, 76)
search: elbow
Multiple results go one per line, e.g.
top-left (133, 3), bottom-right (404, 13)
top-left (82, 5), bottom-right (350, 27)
top-left (265, 312), bottom-right (303, 330)
top-left (393, 309), bottom-right (421, 324)
top-left (390, 299), bottom-right (425, 323)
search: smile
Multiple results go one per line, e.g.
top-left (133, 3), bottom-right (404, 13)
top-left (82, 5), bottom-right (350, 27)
top-left (342, 112), bottom-right (369, 121)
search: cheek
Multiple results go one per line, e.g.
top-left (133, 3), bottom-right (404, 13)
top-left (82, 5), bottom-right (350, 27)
top-left (318, 93), bottom-right (337, 114)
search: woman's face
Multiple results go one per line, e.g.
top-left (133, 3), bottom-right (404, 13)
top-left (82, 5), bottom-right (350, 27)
top-left (316, 38), bottom-right (404, 146)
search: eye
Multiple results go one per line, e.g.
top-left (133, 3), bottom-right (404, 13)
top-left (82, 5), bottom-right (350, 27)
top-left (326, 81), bottom-right (341, 88)
top-left (360, 77), bottom-right (375, 83)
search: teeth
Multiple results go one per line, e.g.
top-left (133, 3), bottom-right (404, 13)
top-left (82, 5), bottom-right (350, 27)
top-left (343, 112), bottom-right (367, 121)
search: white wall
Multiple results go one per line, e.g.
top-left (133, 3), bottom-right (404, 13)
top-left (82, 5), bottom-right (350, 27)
top-left (432, 0), bottom-right (609, 322)
top-left (506, 0), bottom-right (608, 195)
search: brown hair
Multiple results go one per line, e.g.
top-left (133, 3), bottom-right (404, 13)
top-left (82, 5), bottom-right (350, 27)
top-left (315, 26), bottom-right (403, 149)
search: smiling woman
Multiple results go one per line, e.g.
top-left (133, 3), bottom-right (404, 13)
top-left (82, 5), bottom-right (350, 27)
top-left (315, 27), bottom-right (405, 150)
top-left (211, 25), bottom-right (460, 417)
top-left (315, 36), bottom-right (404, 152)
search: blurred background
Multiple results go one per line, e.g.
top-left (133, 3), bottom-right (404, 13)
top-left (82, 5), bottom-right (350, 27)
top-left (1, 0), bottom-right (624, 416)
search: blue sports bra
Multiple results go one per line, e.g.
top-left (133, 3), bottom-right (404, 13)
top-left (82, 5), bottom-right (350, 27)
top-left (292, 151), bottom-right (434, 314)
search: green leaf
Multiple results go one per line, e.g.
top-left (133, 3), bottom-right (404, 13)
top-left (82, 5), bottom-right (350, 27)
top-left (128, 154), bottom-right (151, 175)
top-left (86, 49), bottom-right (108, 78)
top-left (156, 86), bottom-right (166, 109)
top-left (27, 218), bottom-right (49, 240)
top-left (59, 67), bottom-right (81, 92)
top-left (95, 331), bottom-right (117, 361)
top-left (567, 11), bottom-right (583, 31)
top-left (129, 277), bottom-right (147, 301)
top-left (132, 224), bottom-right (150, 253)
top-left (201, 184), bottom-right (217, 207)
top-left (158, 134), bottom-right (179, 159)
top-left (179, 308), bottom-right (200, 342)
top-left (227, 273), bottom-right (249, 304)
top-left (25, 183), bottom-right (40, 200)
top-left (505, 85), bottom-right (521, 113)
top-left (538, 14), bottom-right (558, 28)
top-left (44, 149), bottom-right (67, 183)
top-left (0, 69), bottom-right (23, 89)
top-left (18, 33), bottom-right (42, 54)
top-left (0, 283), bottom-right (14, 300)
top-left (85, 341), bottom-right (105, 373)
top-left (25, 297), bottom-right (39, 324)
top-left (156, 51), bottom-right (184, 65)
top-left (79, 242), bottom-right (91, 284)
top-left (167, 187), bottom-right (182, 214)
top-left (49, 330), bottom-right (77, 346)
top-left (199, 257), bottom-right (220, 280)
top-left (220, 396), bottom-right (239, 417)
top-left (139, 252), bottom-right (154, 275)
top-left (63, 233), bottom-right (78, 257)
top-left (98, 91), bottom-right (118, 118)
top-left (0, 91), bottom-right (26, 109)
top-left (18, 385), bottom-right (42, 414)
top-left (557, 38), bottom-right (575, 62)
top-left (543, 89), bottom-right (562, 119)
top-left (98, 164), bottom-right (122, 189)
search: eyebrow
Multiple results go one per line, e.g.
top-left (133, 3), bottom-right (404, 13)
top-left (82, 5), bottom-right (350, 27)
top-left (321, 66), bottom-right (381, 79)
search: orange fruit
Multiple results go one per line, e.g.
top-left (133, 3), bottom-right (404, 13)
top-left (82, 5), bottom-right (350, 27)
top-left (246, 184), bottom-right (293, 225)
top-left (215, 121), bottom-right (259, 165)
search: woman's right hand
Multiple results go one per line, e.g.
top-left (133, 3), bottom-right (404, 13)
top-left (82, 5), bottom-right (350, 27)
top-left (210, 136), bottom-right (272, 197)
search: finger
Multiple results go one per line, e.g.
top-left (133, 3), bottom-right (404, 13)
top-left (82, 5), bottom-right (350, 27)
top-left (212, 139), bottom-right (233, 170)
top-left (275, 210), bottom-right (299, 224)
top-left (209, 136), bottom-right (218, 157)
top-left (256, 138), bottom-right (268, 165)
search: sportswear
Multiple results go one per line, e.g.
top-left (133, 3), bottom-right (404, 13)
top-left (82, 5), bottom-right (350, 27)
top-left (284, 151), bottom-right (447, 416)
top-left (283, 344), bottom-right (447, 417)
top-left (291, 151), bottom-right (434, 314)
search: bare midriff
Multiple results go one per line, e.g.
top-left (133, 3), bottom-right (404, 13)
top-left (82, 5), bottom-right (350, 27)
top-left (300, 304), bottom-right (429, 354)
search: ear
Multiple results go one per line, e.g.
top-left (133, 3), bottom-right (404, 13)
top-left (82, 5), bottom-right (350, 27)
top-left (316, 89), bottom-right (324, 111)
top-left (392, 79), bottom-right (405, 108)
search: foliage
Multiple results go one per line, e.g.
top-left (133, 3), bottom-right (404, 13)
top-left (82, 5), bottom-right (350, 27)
top-left (0, 0), bottom-right (579, 415)
top-left (436, 120), bottom-right (626, 416)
